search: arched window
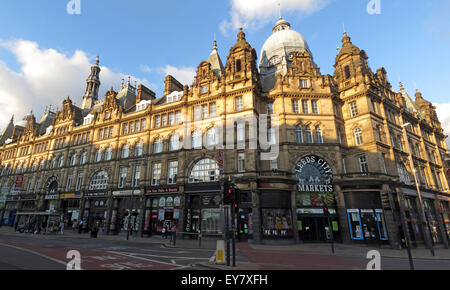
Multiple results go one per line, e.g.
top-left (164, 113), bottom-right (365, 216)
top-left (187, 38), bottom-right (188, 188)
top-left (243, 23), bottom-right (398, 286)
top-left (105, 147), bottom-right (113, 161)
top-left (206, 127), bottom-right (219, 146)
top-left (354, 128), bottom-right (363, 146)
top-left (236, 59), bottom-right (242, 72)
top-left (31, 161), bottom-right (38, 172)
top-left (296, 126), bottom-right (303, 143)
top-left (189, 158), bottom-right (220, 183)
top-left (135, 142), bottom-right (144, 157)
top-left (80, 152), bottom-right (87, 165)
top-left (50, 157), bottom-right (56, 169)
top-left (58, 156), bottom-right (65, 168)
top-left (397, 163), bottom-right (411, 185)
top-left (39, 160), bottom-right (45, 170)
top-left (192, 130), bottom-right (202, 149)
top-left (315, 126), bottom-right (323, 144)
top-left (89, 170), bottom-right (109, 190)
top-left (170, 134), bottom-right (180, 151)
top-left (121, 144), bottom-right (130, 159)
top-left (305, 126), bottom-right (313, 143)
top-left (95, 149), bottom-right (102, 163)
top-left (154, 138), bottom-right (163, 153)
top-left (70, 154), bottom-right (77, 166)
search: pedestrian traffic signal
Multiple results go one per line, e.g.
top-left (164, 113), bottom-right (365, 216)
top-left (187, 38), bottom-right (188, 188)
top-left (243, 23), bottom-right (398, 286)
top-left (323, 207), bottom-right (330, 216)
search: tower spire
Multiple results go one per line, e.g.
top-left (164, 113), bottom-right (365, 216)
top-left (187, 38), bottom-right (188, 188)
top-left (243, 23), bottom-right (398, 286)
top-left (81, 56), bottom-right (101, 110)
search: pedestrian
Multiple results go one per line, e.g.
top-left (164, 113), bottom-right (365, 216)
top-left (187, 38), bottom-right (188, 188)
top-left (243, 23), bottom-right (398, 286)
top-left (78, 220), bottom-right (83, 234)
top-left (161, 223), bottom-right (167, 239)
top-left (59, 220), bottom-right (65, 235)
top-left (170, 223), bottom-right (177, 247)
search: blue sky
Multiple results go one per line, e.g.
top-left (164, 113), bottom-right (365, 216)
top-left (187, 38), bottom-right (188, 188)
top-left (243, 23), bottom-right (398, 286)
top-left (0, 0), bottom-right (449, 143)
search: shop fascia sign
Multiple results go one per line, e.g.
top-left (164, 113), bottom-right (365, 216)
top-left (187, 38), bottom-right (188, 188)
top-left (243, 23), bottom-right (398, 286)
top-left (146, 188), bottom-right (178, 194)
top-left (295, 155), bottom-right (333, 192)
top-left (60, 193), bottom-right (81, 199)
top-left (297, 208), bottom-right (337, 215)
top-left (45, 194), bottom-right (58, 200)
top-left (86, 192), bottom-right (107, 197)
top-left (112, 189), bottom-right (141, 196)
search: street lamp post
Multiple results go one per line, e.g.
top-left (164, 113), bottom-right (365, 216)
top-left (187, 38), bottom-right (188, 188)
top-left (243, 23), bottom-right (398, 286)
top-left (402, 123), bottom-right (435, 256)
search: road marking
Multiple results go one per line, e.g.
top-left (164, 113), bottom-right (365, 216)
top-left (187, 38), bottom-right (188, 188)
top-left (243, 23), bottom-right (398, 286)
top-left (113, 251), bottom-right (211, 260)
top-left (0, 243), bottom-right (78, 270)
top-left (108, 251), bottom-right (184, 268)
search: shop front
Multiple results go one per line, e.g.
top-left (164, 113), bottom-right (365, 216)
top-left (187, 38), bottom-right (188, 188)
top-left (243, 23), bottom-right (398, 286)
top-left (438, 196), bottom-right (450, 242)
top-left (294, 155), bottom-right (340, 243)
top-left (3, 197), bottom-right (18, 226)
top-left (44, 176), bottom-right (58, 213)
top-left (260, 190), bottom-right (294, 241)
top-left (143, 187), bottom-right (181, 236)
top-left (60, 193), bottom-right (81, 229)
top-left (184, 184), bottom-right (222, 238)
top-left (110, 190), bottom-right (141, 235)
top-left (83, 192), bottom-right (108, 232)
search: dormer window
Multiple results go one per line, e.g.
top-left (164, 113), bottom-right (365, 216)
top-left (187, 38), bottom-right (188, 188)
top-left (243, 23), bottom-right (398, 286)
top-left (105, 111), bottom-right (111, 120)
top-left (299, 79), bottom-right (310, 89)
top-left (269, 55), bottom-right (281, 66)
top-left (83, 115), bottom-right (94, 125)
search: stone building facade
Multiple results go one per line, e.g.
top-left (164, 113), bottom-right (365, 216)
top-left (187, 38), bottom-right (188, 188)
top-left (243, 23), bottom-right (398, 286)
top-left (0, 18), bottom-right (449, 248)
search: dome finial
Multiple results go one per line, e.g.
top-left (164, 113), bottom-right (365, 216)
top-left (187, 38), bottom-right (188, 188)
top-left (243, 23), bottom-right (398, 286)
top-left (278, 2), bottom-right (282, 20)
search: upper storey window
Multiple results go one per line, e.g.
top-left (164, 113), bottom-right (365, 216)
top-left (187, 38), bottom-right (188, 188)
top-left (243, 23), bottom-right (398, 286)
top-left (344, 65), bottom-right (351, 79)
top-left (83, 114), bottom-right (94, 125)
top-left (136, 100), bottom-right (152, 111)
top-left (166, 91), bottom-right (183, 104)
top-left (269, 55), bottom-right (281, 67)
top-left (349, 101), bottom-right (358, 117)
top-left (200, 85), bottom-right (209, 95)
top-left (299, 79), bottom-right (310, 89)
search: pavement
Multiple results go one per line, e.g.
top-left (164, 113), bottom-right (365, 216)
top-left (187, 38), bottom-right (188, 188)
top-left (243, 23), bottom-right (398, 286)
top-left (1, 226), bottom-right (450, 270)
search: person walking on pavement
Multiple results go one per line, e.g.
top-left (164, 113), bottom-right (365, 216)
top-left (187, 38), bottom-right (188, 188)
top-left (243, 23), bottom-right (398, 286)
top-left (170, 223), bottom-right (177, 247)
top-left (78, 220), bottom-right (83, 234)
top-left (59, 219), bottom-right (65, 235)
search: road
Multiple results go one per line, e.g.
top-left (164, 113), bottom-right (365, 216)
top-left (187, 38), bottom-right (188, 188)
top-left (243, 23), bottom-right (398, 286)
top-left (0, 232), bottom-right (225, 270)
top-left (0, 230), bottom-right (449, 270)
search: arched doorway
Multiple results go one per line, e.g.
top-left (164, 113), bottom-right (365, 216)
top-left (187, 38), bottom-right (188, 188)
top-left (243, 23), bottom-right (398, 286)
top-left (294, 155), bottom-right (341, 243)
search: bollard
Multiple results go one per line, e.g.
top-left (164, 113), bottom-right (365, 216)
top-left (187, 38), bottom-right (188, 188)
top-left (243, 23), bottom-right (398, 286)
top-left (215, 240), bottom-right (226, 265)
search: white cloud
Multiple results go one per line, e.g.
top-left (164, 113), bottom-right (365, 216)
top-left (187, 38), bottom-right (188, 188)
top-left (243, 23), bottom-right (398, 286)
top-left (435, 103), bottom-right (450, 148)
top-left (163, 65), bottom-right (196, 86)
top-left (221, 0), bottom-right (331, 33)
top-left (0, 39), bottom-right (150, 130)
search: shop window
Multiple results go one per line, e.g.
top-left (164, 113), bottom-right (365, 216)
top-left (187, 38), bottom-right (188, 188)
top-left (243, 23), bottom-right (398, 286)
top-left (347, 209), bottom-right (363, 240)
top-left (261, 209), bottom-right (293, 238)
top-left (201, 208), bottom-right (221, 234)
top-left (375, 209), bottom-right (389, 240)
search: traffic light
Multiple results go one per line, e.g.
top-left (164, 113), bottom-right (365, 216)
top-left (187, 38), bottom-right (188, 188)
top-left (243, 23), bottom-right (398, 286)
top-left (234, 188), bottom-right (241, 210)
top-left (223, 180), bottom-right (234, 204)
top-left (323, 207), bottom-right (330, 216)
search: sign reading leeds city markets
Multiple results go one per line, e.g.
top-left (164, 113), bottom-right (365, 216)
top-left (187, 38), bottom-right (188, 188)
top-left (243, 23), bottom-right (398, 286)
top-left (295, 155), bottom-right (333, 193)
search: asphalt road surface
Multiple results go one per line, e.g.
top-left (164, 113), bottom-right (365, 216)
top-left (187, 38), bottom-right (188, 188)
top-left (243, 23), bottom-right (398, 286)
top-left (1, 231), bottom-right (450, 270)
